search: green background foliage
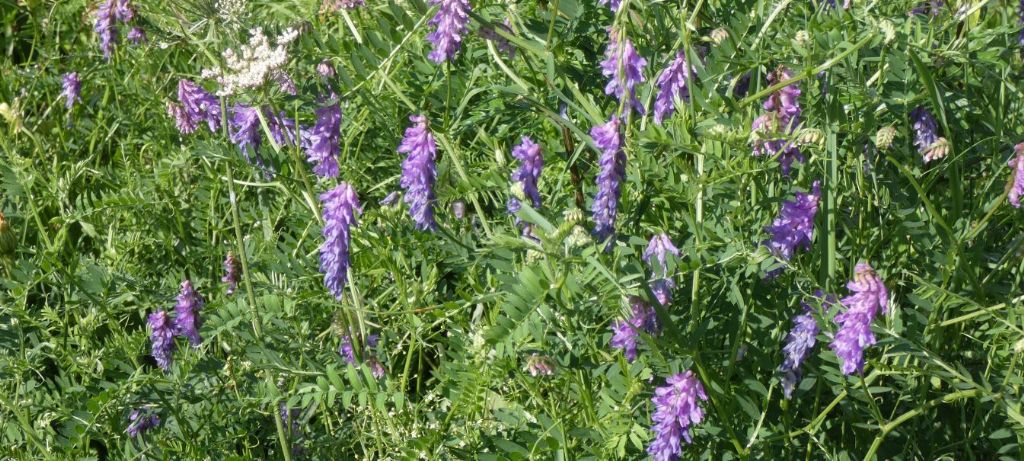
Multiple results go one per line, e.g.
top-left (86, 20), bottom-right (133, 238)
top-left (1, 0), bottom-right (1023, 459)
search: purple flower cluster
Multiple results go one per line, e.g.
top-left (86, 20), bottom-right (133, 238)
top-left (339, 331), bottom-right (385, 378)
top-left (910, 106), bottom-right (941, 161)
top-left (525, 354), bottom-right (556, 377)
top-left (61, 73), bottom-right (82, 110)
top-left (591, 116), bottom-right (626, 244)
top-left (173, 280), bottom-right (204, 347)
top-left (648, 371), bottom-right (708, 461)
top-left (598, 0), bottom-right (622, 12)
top-left (229, 104), bottom-right (271, 171)
top-left (1009, 143), bottom-right (1024, 208)
top-left (126, 409), bottom-right (160, 437)
top-left (301, 102), bottom-right (342, 178)
top-left (1019, 0), bottom-right (1024, 46)
top-left (752, 68), bottom-right (804, 175)
top-left (779, 299), bottom-right (822, 399)
top-left (94, 0), bottom-right (135, 60)
top-left (148, 310), bottom-right (175, 372)
top-left (222, 252), bottom-right (239, 295)
top-left (168, 80), bottom-right (221, 135)
top-left (609, 297), bottom-right (659, 362)
top-left (324, 0), bottom-right (365, 10)
top-left (398, 115), bottom-right (438, 231)
top-left (643, 234), bottom-right (679, 306)
top-left (127, 26), bottom-right (146, 45)
top-left (764, 180), bottom-right (821, 261)
top-left (507, 136), bottom-right (544, 214)
top-left (426, 0), bottom-right (471, 64)
top-left (600, 30), bottom-right (647, 115)
top-left (653, 51), bottom-right (693, 124)
top-left (320, 182), bottom-right (361, 300)
top-left (479, 20), bottom-right (515, 57)
top-left (830, 262), bottom-right (889, 375)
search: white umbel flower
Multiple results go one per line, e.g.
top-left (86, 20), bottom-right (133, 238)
top-left (202, 27), bottom-right (299, 96)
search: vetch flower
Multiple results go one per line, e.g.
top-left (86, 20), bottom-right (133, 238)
top-left (173, 280), bottom-right (203, 347)
top-left (339, 330), bottom-right (384, 377)
top-left (126, 409), bottom-right (160, 437)
top-left (229, 104), bottom-right (265, 167)
top-left (222, 252), bottom-right (239, 295)
top-left (320, 182), bottom-right (361, 300)
top-left (171, 80), bottom-right (221, 134)
top-left (779, 299), bottom-right (823, 399)
top-left (609, 297), bottom-right (659, 362)
top-left (764, 180), bottom-right (821, 261)
top-left (653, 51), bottom-right (693, 124)
top-left (598, 0), bottom-right (622, 12)
top-left (398, 115), bottom-right (438, 231)
top-left (148, 310), bottom-right (175, 372)
top-left (127, 26), bottom-right (146, 45)
top-left (910, 106), bottom-right (946, 162)
top-left (507, 136), bottom-right (544, 214)
top-left (591, 116), bottom-right (625, 245)
top-left (301, 101), bottom-right (342, 178)
top-left (478, 20), bottom-right (515, 57)
top-left (1008, 142), bottom-right (1024, 208)
top-left (94, 1), bottom-right (118, 59)
top-left (830, 262), bottom-right (889, 375)
top-left (525, 354), bottom-right (556, 376)
top-left (752, 68), bottom-right (804, 175)
top-left (643, 234), bottom-right (679, 306)
top-left (426, 0), bottom-right (471, 63)
top-left (266, 109), bottom-right (297, 148)
top-left (600, 29), bottom-right (647, 114)
top-left (648, 371), bottom-right (708, 461)
top-left (61, 73), bottom-right (81, 110)
top-left (317, 59), bottom-right (336, 78)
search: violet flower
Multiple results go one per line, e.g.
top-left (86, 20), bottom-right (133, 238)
top-left (320, 182), bottom-right (361, 300)
top-left (507, 136), bottom-right (544, 214)
top-left (653, 51), bottom-right (693, 124)
top-left (94, 0), bottom-right (118, 60)
top-left (426, 0), bottom-right (471, 63)
top-left (609, 297), bottom-right (659, 362)
top-left (830, 262), bottom-right (889, 375)
top-left (398, 115), bottom-right (438, 231)
top-left (317, 60), bottom-right (336, 78)
top-left (479, 20), bottom-right (515, 57)
top-left (648, 371), bottom-right (708, 461)
top-left (229, 104), bottom-right (266, 168)
top-left (779, 303), bottom-right (820, 399)
top-left (127, 26), bottom-right (146, 45)
top-left (222, 252), bottom-right (239, 295)
top-left (910, 106), bottom-right (942, 161)
top-left (591, 116), bottom-right (625, 245)
top-left (1008, 142), bottom-right (1024, 208)
top-left (301, 102), bottom-right (342, 177)
top-left (61, 73), bottom-right (82, 110)
top-left (598, 0), bottom-right (622, 12)
top-left (643, 234), bottom-right (679, 306)
top-left (173, 280), bottom-right (204, 347)
top-left (752, 68), bottom-right (804, 175)
top-left (171, 80), bottom-right (221, 134)
top-left (148, 310), bottom-right (175, 372)
top-left (525, 354), bottom-right (556, 377)
top-left (764, 180), bottom-right (821, 261)
top-left (266, 109), bottom-right (297, 148)
top-left (126, 409), bottom-right (160, 437)
top-left (600, 29), bottom-right (647, 115)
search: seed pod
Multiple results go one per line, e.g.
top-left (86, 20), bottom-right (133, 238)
top-left (875, 126), bottom-right (897, 150)
top-left (709, 28), bottom-right (729, 45)
top-left (797, 128), bottom-right (824, 147)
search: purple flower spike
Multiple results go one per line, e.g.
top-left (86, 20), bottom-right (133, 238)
top-left (591, 116), bottom-right (626, 245)
top-left (398, 115), bottom-right (438, 231)
top-left (508, 136), bottom-right (544, 214)
top-left (339, 330), bottom-right (385, 378)
top-left (173, 280), bottom-right (204, 347)
top-left (266, 109), bottom-right (297, 148)
top-left (426, 0), bottom-right (471, 64)
top-left (222, 252), bottom-right (239, 295)
top-left (779, 302), bottom-right (820, 399)
top-left (320, 182), bottom-right (361, 300)
top-left (61, 73), bottom-right (82, 110)
top-left (479, 20), bottom-right (515, 57)
top-left (148, 310), bottom-right (175, 372)
top-left (910, 106), bottom-right (940, 159)
top-left (653, 51), bottom-right (693, 124)
top-left (601, 29), bottom-right (647, 115)
top-left (648, 371), bottom-right (708, 461)
top-left (94, 1), bottom-right (118, 60)
top-left (830, 262), bottom-right (889, 375)
top-left (764, 180), bottom-right (821, 261)
top-left (229, 104), bottom-right (266, 168)
top-left (1008, 143), bottom-right (1024, 208)
top-left (643, 234), bottom-right (679, 306)
top-left (126, 409), bottom-right (160, 438)
top-left (317, 60), bottom-right (336, 78)
top-left (598, 0), bottom-right (622, 12)
top-left (752, 68), bottom-right (804, 175)
top-left (301, 102), bottom-right (342, 178)
top-left (173, 80), bottom-right (221, 134)
top-left (127, 26), bottom-right (146, 45)
top-left (113, 0), bottom-right (135, 22)
top-left (609, 297), bottom-right (659, 362)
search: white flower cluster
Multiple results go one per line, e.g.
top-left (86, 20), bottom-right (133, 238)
top-left (216, 0), bottom-right (248, 23)
top-left (202, 27), bottom-right (298, 96)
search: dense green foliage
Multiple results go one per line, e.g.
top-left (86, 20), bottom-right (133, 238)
top-left (2, 0), bottom-right (1024, 459)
